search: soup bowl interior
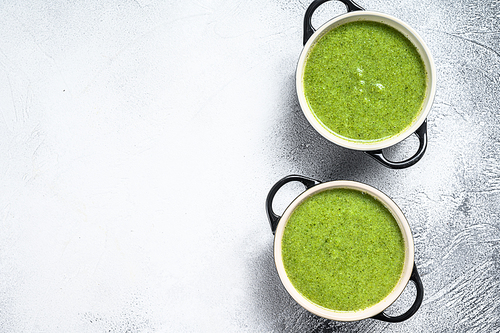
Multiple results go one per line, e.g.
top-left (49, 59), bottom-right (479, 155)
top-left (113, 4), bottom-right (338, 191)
top-left (273, 180), bottom-right (415, 321)
top-left (296, 11), bottom-right (436, 151)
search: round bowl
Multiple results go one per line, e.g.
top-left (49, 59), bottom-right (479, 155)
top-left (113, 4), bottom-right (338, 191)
top-left (295, 0), bottom-right (436, 168)
top-left (265, 175), bottom-right (423, 322)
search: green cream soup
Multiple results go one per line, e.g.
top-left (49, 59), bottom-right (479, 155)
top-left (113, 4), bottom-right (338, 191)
top-left (303, 21), bottom-right (427, 142)
top-left (282, 188), bottom-right (405, 311)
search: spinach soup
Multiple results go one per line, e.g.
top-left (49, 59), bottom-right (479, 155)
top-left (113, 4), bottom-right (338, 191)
top-left (303, 21), bottom-right (427, 142)
top-left (281, 188), bottom-right (405, 311)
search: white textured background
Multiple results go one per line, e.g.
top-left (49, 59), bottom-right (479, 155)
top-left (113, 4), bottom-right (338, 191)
top-left (1, 0), bottom-right (499, 332)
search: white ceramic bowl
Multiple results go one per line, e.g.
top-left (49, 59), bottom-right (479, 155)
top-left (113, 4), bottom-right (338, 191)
top-left (296, 10), bottom-right (436, 152)
top-left (265, 175), bottom-right (423, 322)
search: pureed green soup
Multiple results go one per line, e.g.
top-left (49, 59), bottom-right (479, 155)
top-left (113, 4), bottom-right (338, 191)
top-left (303, 20), bottom-right (427, 142)
top-left (281, 188), bottom-right (405, 311)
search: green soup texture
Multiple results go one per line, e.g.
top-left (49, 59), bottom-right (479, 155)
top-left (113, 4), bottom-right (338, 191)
top-left (303, 21), bottom-right (427, 142)
top-left (281, 188), bottom-right (405, 312)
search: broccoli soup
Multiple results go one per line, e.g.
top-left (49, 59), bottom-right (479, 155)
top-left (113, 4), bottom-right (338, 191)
top-left (303, 21), bottom-right (427, 142)
top-left (281, 188), bottom-right (405, 311)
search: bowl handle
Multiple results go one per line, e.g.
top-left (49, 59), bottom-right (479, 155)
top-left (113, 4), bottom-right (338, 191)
top-left (365, 120), bottom-right (428, 169)
top-left (372, 263), bottom-right (424, 322)
top-left (265, 175), bottom-right (320, 234)
top-left (303, 0), bottom-right (364, 45)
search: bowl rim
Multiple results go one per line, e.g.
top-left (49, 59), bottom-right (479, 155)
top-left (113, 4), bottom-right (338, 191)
top-left (296, 10), bottom-right (437, 151)
top-left (273, 180), bottom-right (415, 321)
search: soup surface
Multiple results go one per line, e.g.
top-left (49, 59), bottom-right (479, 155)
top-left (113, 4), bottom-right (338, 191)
top-left (303, 21), bottom-right (427, 142)
top-left (281, 188), bottom-right (405, 311)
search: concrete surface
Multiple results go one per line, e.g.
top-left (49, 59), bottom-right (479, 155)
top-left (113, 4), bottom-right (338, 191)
top-left (1, 0), bottom-right (499, 332)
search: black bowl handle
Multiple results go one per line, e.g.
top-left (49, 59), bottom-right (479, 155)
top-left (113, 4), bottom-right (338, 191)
top-left (304, 0), bottom-right (364, 45)
top-left (265, 175), bottom-right (320, 234)
top-left (365, 120), bottom-right (428, 169)
top-left (372, 263), bottom-right (424, 322)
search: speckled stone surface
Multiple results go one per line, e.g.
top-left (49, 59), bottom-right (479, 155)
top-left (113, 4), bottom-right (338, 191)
top-left (1, 0), bottom-right (499, 332)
